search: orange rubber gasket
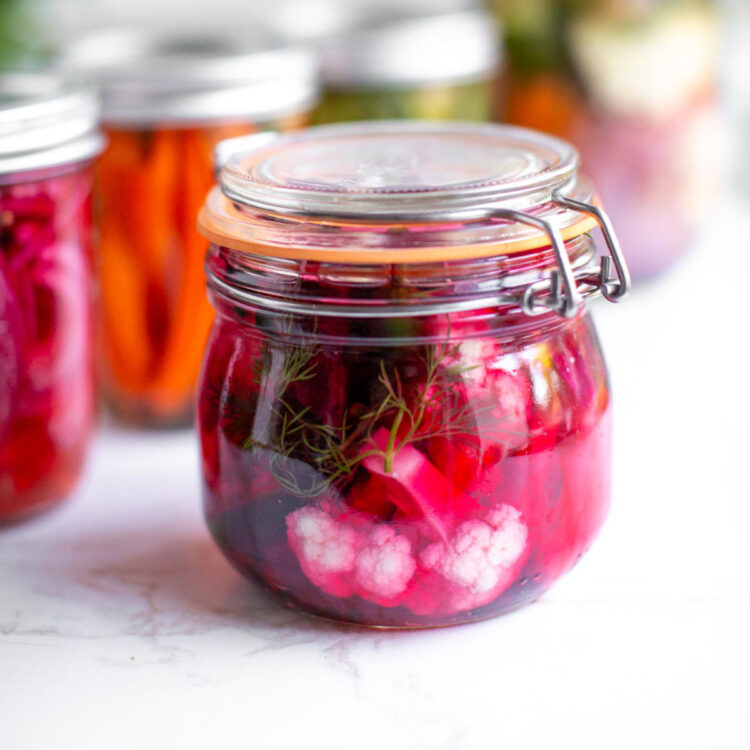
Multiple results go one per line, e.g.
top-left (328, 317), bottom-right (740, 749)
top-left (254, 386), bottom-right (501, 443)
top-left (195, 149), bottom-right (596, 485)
top-left (197, 192), bottom-right (599, 264)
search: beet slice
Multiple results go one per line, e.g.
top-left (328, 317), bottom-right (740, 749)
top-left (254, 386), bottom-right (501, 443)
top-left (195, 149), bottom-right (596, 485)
top-left (362, 427), bottom-right (479, 544)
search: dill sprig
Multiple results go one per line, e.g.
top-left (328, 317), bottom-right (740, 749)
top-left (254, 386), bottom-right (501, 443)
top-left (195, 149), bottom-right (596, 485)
top-left (241, 323), bottom-right (502, 497)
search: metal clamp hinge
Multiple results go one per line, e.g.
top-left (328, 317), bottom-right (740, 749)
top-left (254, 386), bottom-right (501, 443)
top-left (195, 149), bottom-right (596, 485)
top-left (495, 194), bottom-right (631, 319)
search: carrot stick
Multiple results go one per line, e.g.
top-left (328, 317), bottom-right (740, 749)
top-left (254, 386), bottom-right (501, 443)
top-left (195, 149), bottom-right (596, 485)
top-left (97, 131), bottom-right (154, 389)
top-left (98, 128), bottom-right (183, 402)
top-left (97, 121), bottom-right (282, 423)
top-left (99, 229), bottom-right (152, 389)
top-left (146, 127), bottom-right (228, 410)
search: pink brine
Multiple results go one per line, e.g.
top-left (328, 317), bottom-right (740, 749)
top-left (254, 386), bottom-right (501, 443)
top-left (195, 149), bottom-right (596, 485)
top-left (0, 168), bottom-right (95, 520)
top-left (199, 309), bottom-right (612, 626)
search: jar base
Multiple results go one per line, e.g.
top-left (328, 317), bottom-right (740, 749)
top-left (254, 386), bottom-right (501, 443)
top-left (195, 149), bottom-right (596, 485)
top-left (0, 448), bottom-right (86, 526)
top-left (0, 493), bottom-right (71, 528)
top-left (103, 396), bottom-right (195, 431)
top-left (253, 581), bottom-right (544, 631)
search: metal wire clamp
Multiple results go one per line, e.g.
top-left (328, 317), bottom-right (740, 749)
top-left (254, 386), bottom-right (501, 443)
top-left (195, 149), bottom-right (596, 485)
top-left (495, 195), bottom-right (631, 319)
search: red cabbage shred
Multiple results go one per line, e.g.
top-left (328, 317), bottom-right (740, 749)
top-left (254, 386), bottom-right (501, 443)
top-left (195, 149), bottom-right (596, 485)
top-left (0, 167), bottom-right (95, 521)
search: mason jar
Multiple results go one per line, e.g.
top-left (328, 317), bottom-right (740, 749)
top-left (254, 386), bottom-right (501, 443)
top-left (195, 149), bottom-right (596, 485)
top-left (196, 121), bottom-right (630, 628)
top-left (489, 0), bottom-right (720, 281)
top-left (273, 2), bottom-right (501, 124)
top-left (0, 74), bottom-right (103, 522)
top-left (59, 30), bottom-right (320, 427)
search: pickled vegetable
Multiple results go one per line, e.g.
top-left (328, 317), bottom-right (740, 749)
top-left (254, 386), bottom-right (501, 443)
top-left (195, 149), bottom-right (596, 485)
top-left (0, 167), bottom-right (95, 520)
top-left (97, 123), bottom-right (257, 426)
top-left (97, 112), bottom-right (309, 427)
top-left (199, 297), bottom-right (611, 626)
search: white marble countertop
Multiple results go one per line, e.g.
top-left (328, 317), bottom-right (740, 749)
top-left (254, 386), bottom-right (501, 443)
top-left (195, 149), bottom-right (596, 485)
top-left (2, 198), bottom-right (749, 750)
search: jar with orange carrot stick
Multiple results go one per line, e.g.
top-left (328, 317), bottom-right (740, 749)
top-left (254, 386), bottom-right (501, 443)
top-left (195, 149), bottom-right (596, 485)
top-left (59, 30), bottom-right (319, 427)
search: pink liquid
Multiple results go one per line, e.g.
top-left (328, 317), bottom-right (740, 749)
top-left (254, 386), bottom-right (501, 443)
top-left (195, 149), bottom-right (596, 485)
top-left (199, 310), bottom-right (611, 627)
top-left (0, 166), bottom-right (95, 521)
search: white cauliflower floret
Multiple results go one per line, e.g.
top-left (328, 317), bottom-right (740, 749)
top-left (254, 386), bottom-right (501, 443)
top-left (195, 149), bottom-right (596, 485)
top-left (287, 507), bottom-right (357, 576)
top-left (287, 505), bottom-right (528, 613)
top-left (421, 504), bottom-right (528, 610)
top-left (287, 507), bottom-right (416, 604)
top-left (355, 526), bottom-right (416, 600)
top-left (485, 506), bottom-right (528, 567)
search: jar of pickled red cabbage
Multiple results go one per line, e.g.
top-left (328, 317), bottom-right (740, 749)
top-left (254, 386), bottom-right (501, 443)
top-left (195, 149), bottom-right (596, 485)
top-left (197, 122), bottom-right (630, 628)
top-left (272, 3), bottom-right (500, 124)
top-left (0, 74), bottom-right (103, 522)
top-left (488, 0), bottom-right (721, 280)
top-left (59, 30), bottom-right (319, 427)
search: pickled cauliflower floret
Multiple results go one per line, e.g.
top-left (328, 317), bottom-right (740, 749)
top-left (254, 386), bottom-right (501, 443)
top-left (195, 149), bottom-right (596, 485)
top-left (286, 507), bottom-right (358, 596)
top-left (287, 506), bottom-right (417, 604)
top-left (355, 526), bottom-right (416, 600)
top-left (287, 502), bottom-right (527, 613)
top-left (450, 342), bottom-right (530, 453)
top-left (421, 504), bottom-right (528, 610)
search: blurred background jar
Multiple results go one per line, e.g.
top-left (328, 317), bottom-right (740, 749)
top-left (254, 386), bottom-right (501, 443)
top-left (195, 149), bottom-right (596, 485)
top-left (0, 74), bottom-right (103, 522)
top-left (0, 0), bottom-right (47, 71)
top-left (57, 30), bottom-right (319, 428)
top-left (270, 0), bottom-right (501, 123)
top-left (488, 0), bottom-right (722, 281)
top-left (721, 0), bottom-right (750, 195)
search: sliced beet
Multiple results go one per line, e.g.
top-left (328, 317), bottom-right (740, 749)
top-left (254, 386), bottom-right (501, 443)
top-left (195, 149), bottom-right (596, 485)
top-left (362, 427), bottom-right (479, 543)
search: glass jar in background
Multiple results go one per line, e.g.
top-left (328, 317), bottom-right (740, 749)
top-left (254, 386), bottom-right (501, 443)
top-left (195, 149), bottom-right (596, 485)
top-left (488, 0), bottom-right (721, 281)
top-left (272, 1), bottom-right (501, 124)
top-left (196, 122), bottom-right (630, 628)
top-left (0, 0), bottom-right (45, 71)
top-left (0, 74), bottom-right (103, 522)
top-left (58, 30), bottom-right (319, 428)
top-left (722, 0), bottom-right (750, 196)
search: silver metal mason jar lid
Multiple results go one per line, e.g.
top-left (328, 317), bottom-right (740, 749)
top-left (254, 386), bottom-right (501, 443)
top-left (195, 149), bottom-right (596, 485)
top-left (57, 28), bottom-right (320, 126)
top-left (0, 73), bottom-right (103, 178)
top-left (270, 2), bottom-right (501, 89)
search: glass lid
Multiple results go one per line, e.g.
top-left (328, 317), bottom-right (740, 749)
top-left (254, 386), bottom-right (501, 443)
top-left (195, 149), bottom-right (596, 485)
top-left (221, 121), bottom-right (580, 221)
top-left (200, 120), bottom-right (611, 273)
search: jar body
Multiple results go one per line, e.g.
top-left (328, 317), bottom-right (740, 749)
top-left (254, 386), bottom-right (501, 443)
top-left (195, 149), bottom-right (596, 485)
top-left (198, 277), bottom-right (612, 627)
top-left (0, 164), bottom-right (95, 522)
top-left (313, 78), bottom-right (495, 125)
top-left (96, 112), bottom-right (309, 428)
top-left (491, 0), bottom-right (720, 280)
